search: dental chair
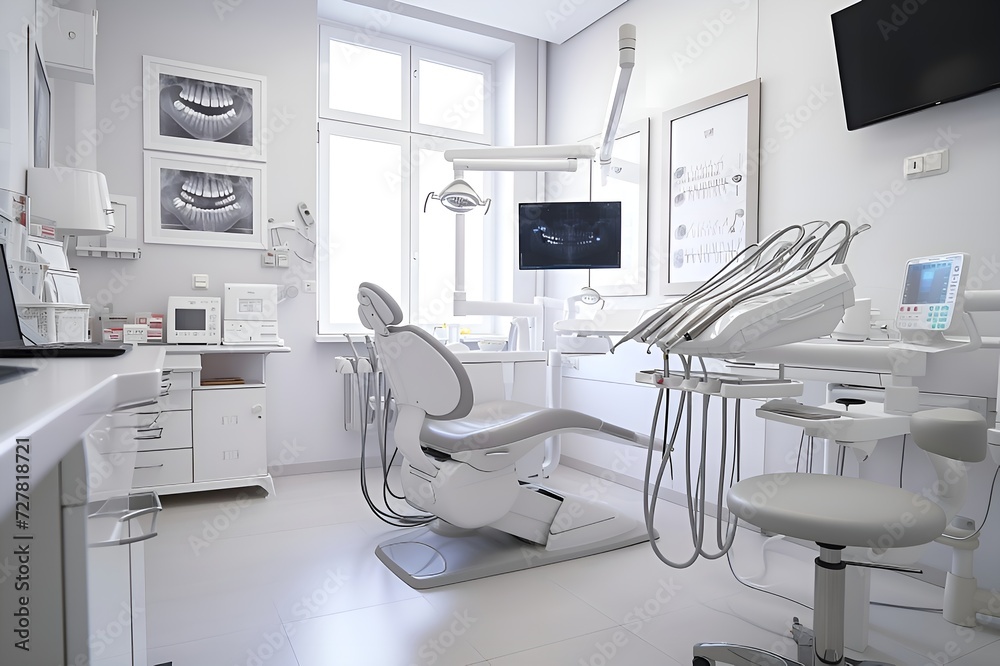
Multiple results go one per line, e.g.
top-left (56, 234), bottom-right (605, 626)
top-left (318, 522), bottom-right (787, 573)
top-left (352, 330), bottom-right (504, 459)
top-left (357, 282), bottom-right (654, 589)
top-left (693, 407), bottom-right (987, 666)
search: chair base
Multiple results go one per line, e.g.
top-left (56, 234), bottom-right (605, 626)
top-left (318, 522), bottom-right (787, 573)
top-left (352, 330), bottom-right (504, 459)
top-left (693, 638), bottom-right (893, 666)
top-left (375, 517), bottom-right (652, 589)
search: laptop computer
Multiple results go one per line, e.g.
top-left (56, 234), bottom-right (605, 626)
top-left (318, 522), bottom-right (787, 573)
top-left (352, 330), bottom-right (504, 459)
top-left (0, 243), bottom-right (128, 358)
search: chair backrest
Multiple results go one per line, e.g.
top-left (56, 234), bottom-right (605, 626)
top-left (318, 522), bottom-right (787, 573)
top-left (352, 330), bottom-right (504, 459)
top-left (357, 283), bottom-right (474, 420)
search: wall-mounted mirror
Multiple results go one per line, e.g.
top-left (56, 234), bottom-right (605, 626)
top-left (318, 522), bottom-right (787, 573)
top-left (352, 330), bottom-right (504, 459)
top-left (586, 117), bottom-right (649, 296)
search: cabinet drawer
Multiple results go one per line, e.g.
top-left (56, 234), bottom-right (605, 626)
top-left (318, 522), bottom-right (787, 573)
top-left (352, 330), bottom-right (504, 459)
top-left (118, 371), bottom-right (193, 412)
top-left (108, 409), bottom-right (193, 452)
top-left (133, 449), bottom-right (193, 488)
top-left (158, 371), bottom-right (193, 411)
top-left (87, 451), bottom-right (138, 502)
top-left (129, 411), bottom-right (193, 452)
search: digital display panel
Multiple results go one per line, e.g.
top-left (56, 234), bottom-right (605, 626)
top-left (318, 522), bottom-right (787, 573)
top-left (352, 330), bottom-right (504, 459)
top-left (518, 201), bottom-right (622, 270)
top-left (175, 308), bottom-right (207, 331)
top-left (901, 261), bottom-right (954, 305)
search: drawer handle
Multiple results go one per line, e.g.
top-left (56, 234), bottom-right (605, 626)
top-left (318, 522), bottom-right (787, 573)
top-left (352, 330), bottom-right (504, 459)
top-left (89, 494), bottom-right (162, 547)
top-left (139, 412), bottom-right (163, 428)
top-left (134, 463), bottom-right (164, 469)
top-left (134, 428), bottom-right (163, 441)
top-left (159, 381), bottom-right (172, 396)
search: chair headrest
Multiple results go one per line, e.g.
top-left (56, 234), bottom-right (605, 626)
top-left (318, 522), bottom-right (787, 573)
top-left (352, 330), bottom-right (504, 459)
top-left (358, 282), bottom-right (404, 335)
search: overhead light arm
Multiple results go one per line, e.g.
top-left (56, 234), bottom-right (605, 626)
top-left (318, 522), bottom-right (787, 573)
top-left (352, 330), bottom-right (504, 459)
top-left (450, 158), bottom-right (582, 172)
top-left (599, 24), bottom-right (636, 180)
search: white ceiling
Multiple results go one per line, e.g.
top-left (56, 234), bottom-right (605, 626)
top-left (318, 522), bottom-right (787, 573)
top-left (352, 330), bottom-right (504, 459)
top-left (362, 0), bottom-right (629, 44)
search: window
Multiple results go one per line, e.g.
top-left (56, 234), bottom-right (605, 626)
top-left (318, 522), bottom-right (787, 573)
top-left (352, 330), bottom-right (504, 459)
top-left (317, 24), bottom-right (496, 335)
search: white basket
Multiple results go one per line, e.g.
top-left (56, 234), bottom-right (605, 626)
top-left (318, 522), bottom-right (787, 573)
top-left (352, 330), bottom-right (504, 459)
top-left (18, 303), bottom-right (91, 343)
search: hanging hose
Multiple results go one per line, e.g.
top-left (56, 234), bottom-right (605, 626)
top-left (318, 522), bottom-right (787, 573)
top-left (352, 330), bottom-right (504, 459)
top-left (641, 354), bottom-right (742, 569)
top-left (344, 334), bottom-right (434, 528)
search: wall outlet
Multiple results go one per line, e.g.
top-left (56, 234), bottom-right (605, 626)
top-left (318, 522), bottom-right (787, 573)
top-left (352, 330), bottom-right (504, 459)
top-left (261, 251), bottom-right (276, 267)
top-left (303, 280), bottom-right (316, 293)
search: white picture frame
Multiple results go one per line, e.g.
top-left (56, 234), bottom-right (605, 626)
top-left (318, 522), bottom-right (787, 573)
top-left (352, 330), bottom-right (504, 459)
top-left (662, 79), bottom-right (760, 294)
top-left (143, 152), bottom-right (266, 250)
top-left (142, 56), bottom-right (266, 161)
top-left (586, 117), bottom-right (649, 296)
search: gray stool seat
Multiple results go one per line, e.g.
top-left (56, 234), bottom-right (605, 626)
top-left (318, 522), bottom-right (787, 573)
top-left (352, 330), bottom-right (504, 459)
top-left (727, 473), bottom-right (946, 548)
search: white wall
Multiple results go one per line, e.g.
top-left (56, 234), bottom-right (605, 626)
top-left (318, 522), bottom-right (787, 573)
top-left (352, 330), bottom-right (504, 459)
top-left (73, 0), bottom-right (344, 472)
top-left (42, 0), bottom-right (546, 475)
top-left (545, 0), bottom-right (1000, 589)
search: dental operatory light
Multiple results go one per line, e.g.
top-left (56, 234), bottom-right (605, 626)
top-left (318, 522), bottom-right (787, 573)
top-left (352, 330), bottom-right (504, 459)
top-left (423, 179), bottom-right (491, 214)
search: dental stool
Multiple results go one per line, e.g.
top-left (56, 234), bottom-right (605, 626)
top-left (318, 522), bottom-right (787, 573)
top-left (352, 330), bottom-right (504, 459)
top-left (694, 408), bottom-right (986, 666)
top-left (357, 282), bottom-right (653, 589)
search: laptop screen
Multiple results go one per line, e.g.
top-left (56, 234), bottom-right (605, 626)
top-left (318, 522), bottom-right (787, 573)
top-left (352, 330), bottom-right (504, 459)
top-left (0, 244), bottom-right (25, 346)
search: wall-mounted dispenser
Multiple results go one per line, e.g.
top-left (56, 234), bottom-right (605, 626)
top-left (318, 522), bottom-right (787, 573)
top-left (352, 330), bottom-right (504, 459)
top-left (27, 167), bottom-right (114, 235)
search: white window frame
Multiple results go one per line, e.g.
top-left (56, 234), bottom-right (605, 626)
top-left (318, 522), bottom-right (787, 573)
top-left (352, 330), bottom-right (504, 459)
top-left (317, 121), bottom-right (411, 335)
top-left (316, 23), bottom-right (499, 337)
top-left (319, 24), bottom-right (411, 132)
top-left (410, 46), bottom-right (493, 145)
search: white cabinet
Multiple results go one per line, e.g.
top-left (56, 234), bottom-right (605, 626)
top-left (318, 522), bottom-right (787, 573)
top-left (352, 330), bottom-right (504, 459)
top-left (0, 347), bottom-right (164, 666)
top-left (193, 387), bottom-right (267, 481)
top-left (132, 346), bottom-right (287, 496)
top-left (41, 8), bottom-right (98, 84)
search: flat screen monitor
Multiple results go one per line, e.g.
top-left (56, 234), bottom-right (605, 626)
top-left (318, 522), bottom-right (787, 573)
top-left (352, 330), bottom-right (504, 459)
top-left (831, 0), bottom-right (1000, 130)
top-left (518, 201), bottom-right (621, 270)
top-left (896, 253), bottom-right (966, 332)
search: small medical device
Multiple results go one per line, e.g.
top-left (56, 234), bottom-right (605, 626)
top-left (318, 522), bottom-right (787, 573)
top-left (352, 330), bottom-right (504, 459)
top-left (122, 324), bottom-right (148, 344)
top-left (166, 296), bottom-right (221, 344)
top-left (223, 283), bottom-right (282, 345)
top-left (895, 252), bottom-right (968, 333)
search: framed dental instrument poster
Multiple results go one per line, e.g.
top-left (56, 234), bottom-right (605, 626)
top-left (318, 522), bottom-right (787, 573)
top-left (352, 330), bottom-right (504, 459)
top-left (143, 152), bottom-right (266, 249)
top-left (662, 79), bottom-right (760, 294)
top-left (142, 56), bottom-right (267, 161)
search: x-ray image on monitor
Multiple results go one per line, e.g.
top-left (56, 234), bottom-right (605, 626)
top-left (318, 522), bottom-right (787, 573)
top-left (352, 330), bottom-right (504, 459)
top-left (518, 201), bottom-right (622, 270)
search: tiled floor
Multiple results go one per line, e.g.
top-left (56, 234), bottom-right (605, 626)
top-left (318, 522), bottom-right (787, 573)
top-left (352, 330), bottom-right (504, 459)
top-left (143, 467), bottom-right (1000, 665)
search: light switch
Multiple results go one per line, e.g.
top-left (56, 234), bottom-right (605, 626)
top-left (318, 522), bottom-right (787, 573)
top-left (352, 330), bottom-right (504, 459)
top-left (904, 149), bottom-right (949, 180)
top-left (192, 274), bottom-right (209, 289)
top-left (923, 151), bottom-right (943, 171)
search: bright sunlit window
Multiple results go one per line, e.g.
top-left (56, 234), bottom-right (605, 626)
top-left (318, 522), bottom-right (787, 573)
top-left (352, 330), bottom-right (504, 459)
top-left (317, 23), bottom-right (496, 335)
top-left (413, 48), bottom-right (492, 142)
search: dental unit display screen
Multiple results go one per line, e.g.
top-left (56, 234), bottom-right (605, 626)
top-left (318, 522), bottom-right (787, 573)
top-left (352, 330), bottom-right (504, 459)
top-left (518, 201), bottom-right (622, 270)
top-left (832, 0), bottom-right (1000, 130)
top-left (902, 262), bottom-right (952, 305)
top-left (174, 308), bottom-right (207, 331)
top-left (896, 254), bottom-right (964, 331)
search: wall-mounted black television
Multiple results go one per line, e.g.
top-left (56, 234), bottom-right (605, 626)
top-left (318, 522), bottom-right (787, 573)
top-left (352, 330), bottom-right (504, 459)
top-left (831, 0), bottom-right (1000, 131)
top-left (518, 201), bottom-right (621, 270)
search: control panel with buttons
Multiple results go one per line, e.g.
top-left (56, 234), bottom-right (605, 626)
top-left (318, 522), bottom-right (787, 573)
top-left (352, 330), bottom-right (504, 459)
top-left (895, 253), bottom-right (966, 332)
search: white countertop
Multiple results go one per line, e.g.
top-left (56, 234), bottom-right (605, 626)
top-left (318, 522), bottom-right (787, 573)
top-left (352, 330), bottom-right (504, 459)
top-left (1, 346), bottom-right (166, 509)
top-left (159, 344), bottom-right (291, 354)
